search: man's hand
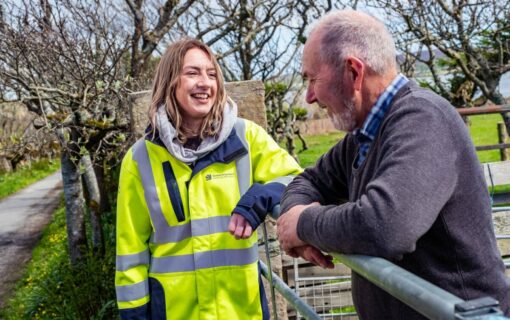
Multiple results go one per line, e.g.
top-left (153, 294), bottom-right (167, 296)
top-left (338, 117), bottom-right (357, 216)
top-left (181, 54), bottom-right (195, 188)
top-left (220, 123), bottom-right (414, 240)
top-left (276, 202), bottom-right (319, 254)
top-left (228, 213), bottom-right (253, 239)
top-left (291, 245), bottom-right (334, 269)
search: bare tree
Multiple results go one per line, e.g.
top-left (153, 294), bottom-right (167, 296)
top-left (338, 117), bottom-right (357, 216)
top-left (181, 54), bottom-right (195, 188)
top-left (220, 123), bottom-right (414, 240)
top-left (0, 0), bottom-right (131, 263)
top-left (178, 0), bottom-right (329, 156)
top-left (372, 0), bottom-right (510, 131)
top-left (125, 0), bottom-right (198, 86)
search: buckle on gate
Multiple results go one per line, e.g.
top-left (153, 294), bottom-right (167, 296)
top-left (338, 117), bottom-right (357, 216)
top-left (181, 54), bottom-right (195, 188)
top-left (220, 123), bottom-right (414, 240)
top-left (455, 297), bottom-right (503, 319)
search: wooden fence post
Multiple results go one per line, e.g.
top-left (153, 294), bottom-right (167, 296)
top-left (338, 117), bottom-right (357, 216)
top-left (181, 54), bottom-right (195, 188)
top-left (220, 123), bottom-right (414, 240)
top-left (498, 122), bottom-right (509, 161)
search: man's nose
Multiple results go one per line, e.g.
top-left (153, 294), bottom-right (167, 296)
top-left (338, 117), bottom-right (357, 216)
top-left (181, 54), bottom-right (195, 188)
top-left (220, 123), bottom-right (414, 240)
top-left (305, 86), bottom-right (316, 104)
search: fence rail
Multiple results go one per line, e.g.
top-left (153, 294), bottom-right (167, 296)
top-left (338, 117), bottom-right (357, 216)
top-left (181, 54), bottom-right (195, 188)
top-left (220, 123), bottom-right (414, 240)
top-left (457, 105), bottom-right (510, 158)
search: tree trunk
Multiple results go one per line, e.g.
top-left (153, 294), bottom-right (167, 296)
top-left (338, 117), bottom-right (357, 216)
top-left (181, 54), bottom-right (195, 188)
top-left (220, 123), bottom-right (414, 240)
top-left (94, 163), bottom-right (110, 213)
top-left (61, 150), bottom-right (87, 264)
top-left (80, 154), bottom-right (104, 256)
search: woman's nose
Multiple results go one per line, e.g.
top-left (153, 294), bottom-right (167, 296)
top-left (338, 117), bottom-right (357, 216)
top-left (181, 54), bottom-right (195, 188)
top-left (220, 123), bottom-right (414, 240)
top-left (197, 72), bottom-right (213, 87)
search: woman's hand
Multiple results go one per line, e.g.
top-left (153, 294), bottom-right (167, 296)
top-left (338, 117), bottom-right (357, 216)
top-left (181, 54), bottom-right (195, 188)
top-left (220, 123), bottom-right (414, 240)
top-left (228, 213), bottom-right (253, 239)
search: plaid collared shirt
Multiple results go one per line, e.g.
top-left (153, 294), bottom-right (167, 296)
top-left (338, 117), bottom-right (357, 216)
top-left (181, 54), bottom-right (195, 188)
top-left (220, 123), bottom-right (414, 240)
top-left (352, 74), bottom-right (408, 167)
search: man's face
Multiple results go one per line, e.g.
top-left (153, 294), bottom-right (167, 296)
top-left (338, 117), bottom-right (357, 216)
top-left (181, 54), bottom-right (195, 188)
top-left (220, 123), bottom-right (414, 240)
top-left (302, 33), bottom-right (357, 132)
top-left (175, 48), bottom-right (218, 128)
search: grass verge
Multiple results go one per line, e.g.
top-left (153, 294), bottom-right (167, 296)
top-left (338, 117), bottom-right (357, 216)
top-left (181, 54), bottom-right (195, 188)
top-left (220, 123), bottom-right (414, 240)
top-left (294, 131), bottom-right (345, 168)
top-left (0, 159), bottom-right (60, 200)
top-left (0, 202), bottom-right (117, 319)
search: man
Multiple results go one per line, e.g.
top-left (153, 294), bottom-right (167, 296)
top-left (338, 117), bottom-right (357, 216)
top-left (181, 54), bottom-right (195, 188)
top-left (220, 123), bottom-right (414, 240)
top-left (276, 10), bottom-right (510, 319)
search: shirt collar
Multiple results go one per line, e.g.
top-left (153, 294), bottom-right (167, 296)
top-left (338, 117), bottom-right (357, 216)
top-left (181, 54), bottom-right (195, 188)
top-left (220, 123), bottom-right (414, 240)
top-left (353, 73), bottom-right (409, 142)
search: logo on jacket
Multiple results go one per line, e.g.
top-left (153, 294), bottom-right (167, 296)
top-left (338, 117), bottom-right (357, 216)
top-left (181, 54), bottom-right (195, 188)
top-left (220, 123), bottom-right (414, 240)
top-left (205, 173), bottom-right (235, 181)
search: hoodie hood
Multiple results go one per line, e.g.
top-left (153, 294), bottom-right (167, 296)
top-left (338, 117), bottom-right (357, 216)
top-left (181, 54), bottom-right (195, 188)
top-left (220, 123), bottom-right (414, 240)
top-left (155, 98), bottom-right (238, 163)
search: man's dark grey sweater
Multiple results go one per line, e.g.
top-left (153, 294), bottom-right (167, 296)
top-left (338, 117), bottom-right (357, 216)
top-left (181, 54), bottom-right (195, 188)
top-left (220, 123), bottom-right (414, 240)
top-left (281, 81), bottom-right (510, 319)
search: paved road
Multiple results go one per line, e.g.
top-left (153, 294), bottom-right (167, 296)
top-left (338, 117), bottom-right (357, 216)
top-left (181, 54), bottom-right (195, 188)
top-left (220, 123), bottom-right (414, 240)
top-left (0, 171), bottom-right (62, 308)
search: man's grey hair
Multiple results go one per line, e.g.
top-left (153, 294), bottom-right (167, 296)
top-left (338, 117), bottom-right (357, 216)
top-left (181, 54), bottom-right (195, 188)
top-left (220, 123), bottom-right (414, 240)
top-left (313, 10), bottom-right (397, 75)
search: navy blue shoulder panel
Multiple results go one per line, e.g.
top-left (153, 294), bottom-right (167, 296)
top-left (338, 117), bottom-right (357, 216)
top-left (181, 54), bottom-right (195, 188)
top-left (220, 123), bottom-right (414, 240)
top-left (191, 127), bottom-right (248, 176)
top-left (119, 303), bottom-right (150, 320)
top-left (144, 125), bottom-right (166, 148)
top-left (149, 277), bottom-right (166, 320)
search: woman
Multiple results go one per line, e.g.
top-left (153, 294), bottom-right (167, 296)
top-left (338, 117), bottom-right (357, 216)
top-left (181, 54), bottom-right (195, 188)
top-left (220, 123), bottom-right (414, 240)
top-left (115, 38), bottom-right (302, 319)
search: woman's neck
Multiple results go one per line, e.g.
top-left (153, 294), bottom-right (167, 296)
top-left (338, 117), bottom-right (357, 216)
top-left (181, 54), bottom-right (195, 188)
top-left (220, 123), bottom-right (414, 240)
top-left (181, 119), bottom-right (202, 136)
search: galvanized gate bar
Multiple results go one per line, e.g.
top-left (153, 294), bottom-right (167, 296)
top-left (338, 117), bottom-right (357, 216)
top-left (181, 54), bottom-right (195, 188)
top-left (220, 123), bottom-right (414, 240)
top-left (259, 260), bottom-right (321, 320)
top-left (331, 253), bottom-right (507, 320)
top-left (333, 254), bottom-right (461, 319)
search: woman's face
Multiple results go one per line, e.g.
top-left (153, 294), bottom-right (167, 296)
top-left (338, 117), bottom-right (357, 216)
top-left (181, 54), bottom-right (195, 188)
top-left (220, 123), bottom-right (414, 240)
top-left (175, 48), bottom-right (218, 130)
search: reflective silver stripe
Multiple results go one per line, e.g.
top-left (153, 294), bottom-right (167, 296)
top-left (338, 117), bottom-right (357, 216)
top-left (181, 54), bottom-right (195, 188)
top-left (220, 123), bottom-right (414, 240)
top-left (268, 175), bottom-right (296, 186)
top-left (234, 118), bottom-right (251, 196)
top-left (116, 249), bottom-right (150, 271)
top-left (132, 139), bottom-right (169, 234)
top-left (116, 280), bottom-right (149, 302)
top-left (151, 221), bottom-right (191, 244)
top-left (151, 215), bottom-right (232, 244)
top-left (150, 243), bottom-right (258, 273)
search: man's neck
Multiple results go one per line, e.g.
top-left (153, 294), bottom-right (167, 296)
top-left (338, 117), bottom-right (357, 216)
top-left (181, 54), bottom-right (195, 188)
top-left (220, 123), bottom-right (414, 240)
top-left (359, 71), bottom-right (399, 123)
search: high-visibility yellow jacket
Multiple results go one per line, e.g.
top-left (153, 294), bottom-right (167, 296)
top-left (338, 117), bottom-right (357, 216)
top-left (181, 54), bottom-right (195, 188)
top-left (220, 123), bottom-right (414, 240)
top-left (115, 118), bottom-right (302, 319)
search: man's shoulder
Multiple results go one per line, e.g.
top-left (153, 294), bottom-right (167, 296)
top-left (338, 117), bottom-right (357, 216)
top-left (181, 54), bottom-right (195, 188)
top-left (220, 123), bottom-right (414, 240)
top-left (394, 81), bottom-right (452, 108)
top-left (388, 82), bottom-right (460, 123)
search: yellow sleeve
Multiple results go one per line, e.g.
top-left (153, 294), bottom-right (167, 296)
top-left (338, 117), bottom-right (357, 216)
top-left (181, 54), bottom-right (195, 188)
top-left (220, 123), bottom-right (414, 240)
top-left (244, 119), bottom-right (303, 184)
top-left (115, 148), bottom-right (152, 313)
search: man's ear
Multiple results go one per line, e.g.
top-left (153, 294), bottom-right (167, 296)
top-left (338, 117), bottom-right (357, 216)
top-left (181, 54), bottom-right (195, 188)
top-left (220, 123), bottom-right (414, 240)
top-left (344, 56), bottom-right (364, 91)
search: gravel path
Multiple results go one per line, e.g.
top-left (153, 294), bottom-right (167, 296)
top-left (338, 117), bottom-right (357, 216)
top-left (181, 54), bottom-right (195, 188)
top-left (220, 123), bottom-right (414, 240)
top-left (0, 172), bottom-right (62, 308)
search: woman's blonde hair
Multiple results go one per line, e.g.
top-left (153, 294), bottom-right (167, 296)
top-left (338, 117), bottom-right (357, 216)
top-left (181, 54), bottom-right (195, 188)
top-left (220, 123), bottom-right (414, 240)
top-left (148, 38), bottom-right (226, 143)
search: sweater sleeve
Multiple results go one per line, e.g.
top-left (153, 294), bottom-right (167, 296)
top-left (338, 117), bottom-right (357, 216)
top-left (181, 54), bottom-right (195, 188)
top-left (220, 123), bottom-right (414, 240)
top-left (280, 137), bottom-right (351, 215)
top-left (294, 96), bottom-right (460, 260)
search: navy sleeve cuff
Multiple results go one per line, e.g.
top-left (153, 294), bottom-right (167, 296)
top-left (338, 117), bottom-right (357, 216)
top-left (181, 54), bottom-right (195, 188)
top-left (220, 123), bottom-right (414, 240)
top-left (232, 182), bottom-right (286, 229)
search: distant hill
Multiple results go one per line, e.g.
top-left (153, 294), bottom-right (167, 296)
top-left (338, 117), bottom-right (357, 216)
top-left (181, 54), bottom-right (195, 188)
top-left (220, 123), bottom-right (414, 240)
top-left (396, 49), bottom-right (446, 64)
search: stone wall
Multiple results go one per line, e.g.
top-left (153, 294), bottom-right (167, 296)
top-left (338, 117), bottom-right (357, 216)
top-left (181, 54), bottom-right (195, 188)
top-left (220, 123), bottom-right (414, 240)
top-left (129, 80), bottom-right (267, 138)
top-left (0, 103), bottom-right (41, 172)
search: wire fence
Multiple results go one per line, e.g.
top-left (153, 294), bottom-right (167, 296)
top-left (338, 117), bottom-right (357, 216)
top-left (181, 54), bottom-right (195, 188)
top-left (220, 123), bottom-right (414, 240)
top-left (293, 257), bottom-right (356, 319)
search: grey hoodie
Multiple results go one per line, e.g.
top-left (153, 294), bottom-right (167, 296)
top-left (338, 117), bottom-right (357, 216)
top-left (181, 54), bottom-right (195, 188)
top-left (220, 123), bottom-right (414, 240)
top-left (155, 98), bottom-right (238, 163)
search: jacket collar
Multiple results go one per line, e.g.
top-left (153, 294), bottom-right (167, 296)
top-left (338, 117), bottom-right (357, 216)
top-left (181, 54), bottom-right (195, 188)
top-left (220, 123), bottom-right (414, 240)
top-left (145, 124), bottom-right (248, 177)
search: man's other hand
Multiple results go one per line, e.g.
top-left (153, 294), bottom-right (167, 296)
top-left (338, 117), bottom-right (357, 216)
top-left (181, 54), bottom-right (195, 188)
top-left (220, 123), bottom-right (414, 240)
top-left (291, 245), bottom-right (334, 269)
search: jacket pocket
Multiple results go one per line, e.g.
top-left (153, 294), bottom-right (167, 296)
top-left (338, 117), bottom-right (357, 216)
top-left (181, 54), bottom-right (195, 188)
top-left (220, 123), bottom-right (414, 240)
top-left (162, 161), bottom-right (185, 222)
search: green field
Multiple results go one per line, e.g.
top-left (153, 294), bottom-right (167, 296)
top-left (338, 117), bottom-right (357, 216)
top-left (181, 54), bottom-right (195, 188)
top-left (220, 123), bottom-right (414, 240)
top-left (467, 113), bottom-right (506, 163)
top-left (295, 131), bottom-right (345, 167)
top-left (293, 113), bottom-right (506, 168)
